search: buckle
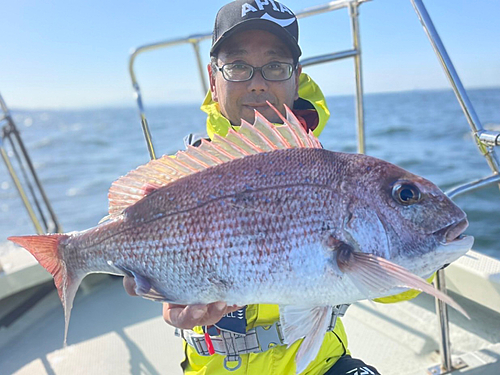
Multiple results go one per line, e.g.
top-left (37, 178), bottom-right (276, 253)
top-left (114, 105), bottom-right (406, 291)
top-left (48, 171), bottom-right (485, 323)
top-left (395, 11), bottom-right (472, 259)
top-left (254, 323), bottom-right (284, 352)
top-left (327, 304), bottom-right (350, 331)
top-left (223, 356), bottom-right (242, 371)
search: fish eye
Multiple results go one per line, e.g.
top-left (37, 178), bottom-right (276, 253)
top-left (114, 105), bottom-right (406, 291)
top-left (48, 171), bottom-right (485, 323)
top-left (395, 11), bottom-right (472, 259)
top-left (392, 182), bottom-right (422, 206)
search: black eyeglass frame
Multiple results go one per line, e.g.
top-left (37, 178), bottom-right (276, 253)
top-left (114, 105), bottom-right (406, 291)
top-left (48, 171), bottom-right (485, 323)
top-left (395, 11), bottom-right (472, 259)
top-left (216, 62), bottom-right (297, 82)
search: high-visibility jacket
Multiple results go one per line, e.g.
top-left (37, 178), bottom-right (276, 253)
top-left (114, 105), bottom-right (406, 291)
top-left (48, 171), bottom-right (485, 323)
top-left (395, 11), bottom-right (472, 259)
top-left (182, 73), bottom-right (423, 374)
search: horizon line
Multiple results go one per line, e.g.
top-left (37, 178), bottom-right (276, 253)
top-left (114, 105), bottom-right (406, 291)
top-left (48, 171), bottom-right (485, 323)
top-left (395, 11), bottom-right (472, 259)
top-left (7, 85), bottom-right (500, 112)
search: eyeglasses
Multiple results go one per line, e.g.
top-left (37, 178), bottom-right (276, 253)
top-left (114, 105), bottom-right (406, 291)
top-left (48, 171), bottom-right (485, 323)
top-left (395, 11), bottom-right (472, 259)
top-left (216, 62), bottom-right (295, 82)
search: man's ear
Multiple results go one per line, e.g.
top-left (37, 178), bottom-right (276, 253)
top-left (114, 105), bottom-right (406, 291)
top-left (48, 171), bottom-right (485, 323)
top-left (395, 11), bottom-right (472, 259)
top-left (208, 63), bottom-right (218, 102)
top-left (294, 64), bottom-right (302, 101)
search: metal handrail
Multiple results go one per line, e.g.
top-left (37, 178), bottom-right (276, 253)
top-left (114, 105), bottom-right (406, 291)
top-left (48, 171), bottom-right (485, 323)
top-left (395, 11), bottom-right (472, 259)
top-left (128, 0), bottom-right (370, 160)
top-left (0, 93), bottom-right (62, 235)
top-left (446, 174), bottom-right (500, 200)
top-left (410, 0), bottom-right (500, 373)
top-left (411, 0), bottom-right (500, 178)
top-left (349, 1), bottom-right (365, 154)
top-left (128, 34), bottom-right (211, 160)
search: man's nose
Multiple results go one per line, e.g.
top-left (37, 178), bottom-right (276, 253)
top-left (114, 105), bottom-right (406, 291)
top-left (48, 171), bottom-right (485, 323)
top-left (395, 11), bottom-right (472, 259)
top-left (247, 69), bottom-right (268, 92)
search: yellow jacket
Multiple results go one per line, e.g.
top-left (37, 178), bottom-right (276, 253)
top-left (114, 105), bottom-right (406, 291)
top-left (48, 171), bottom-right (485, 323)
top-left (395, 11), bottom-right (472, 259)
top-left (183, 73), bottom-right (423, 374)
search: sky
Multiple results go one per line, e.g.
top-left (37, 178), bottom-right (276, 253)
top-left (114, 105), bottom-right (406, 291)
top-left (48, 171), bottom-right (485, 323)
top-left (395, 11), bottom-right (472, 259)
top-left (1, 0), bottom-right (499, 109)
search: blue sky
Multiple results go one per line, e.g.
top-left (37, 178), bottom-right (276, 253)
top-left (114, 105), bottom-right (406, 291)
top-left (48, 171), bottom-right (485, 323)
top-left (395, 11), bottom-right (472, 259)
top-left (1, 0), bottom-right (499, 109)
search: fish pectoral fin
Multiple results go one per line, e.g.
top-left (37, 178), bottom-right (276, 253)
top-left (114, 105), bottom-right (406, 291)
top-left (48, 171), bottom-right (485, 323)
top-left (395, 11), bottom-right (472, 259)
top-left (117, 265), bottom-right (169, 302)
top-left (339, 251), bottom-right (469, 318)
top-left (279, 305), bottom-right (332, 374)
top-left (139, 289), bottom-right (169, 302)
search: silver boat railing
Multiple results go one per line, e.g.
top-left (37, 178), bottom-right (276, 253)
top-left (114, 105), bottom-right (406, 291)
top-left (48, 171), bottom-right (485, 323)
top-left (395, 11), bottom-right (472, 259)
top-left (128, 1), bottom-right (500, 374)
top-left (410, 1), bottom-right (499, 373)
top-left (0, 93), bottom-right (61, 235)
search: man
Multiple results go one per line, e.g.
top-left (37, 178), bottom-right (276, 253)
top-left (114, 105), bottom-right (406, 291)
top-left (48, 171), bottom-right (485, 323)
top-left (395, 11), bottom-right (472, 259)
top-left (125, 1), bottom-right (419, 373)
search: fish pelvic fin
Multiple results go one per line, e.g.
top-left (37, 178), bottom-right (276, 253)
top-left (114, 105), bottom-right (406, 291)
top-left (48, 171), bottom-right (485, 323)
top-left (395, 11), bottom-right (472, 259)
top-left (115, 265), bottom-right (170, 302)
top-left (338, 250), bottom-right (469, 319)
top-left (106, 104), bottom-right (322, 216)
top-left (8, 234), bottom-right (83, 345)
top-left (280, 305), bottom-right (332, 374)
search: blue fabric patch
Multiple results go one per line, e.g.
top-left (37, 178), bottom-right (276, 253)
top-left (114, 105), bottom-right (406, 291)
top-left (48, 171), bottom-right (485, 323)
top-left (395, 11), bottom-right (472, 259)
top-left (206, 325), bottom-right (219, 336)
top-left (215, 306), bottom-right (247, 334)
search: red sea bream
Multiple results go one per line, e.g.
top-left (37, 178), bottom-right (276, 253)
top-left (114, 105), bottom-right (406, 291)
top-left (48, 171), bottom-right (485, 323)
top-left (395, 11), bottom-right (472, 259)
top-left (9, 106), bottom-right (474, 373)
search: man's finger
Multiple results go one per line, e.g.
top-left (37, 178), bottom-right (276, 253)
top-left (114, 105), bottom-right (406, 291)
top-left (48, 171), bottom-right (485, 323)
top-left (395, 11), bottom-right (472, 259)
top-left (224, 304), bottom-right (244, 314)
top-left (123, 276), bottom-right (138, 296)
top-left (163, 303), bottom-right (207, 329)
top-left (163, 302), bottom-right (230, 329)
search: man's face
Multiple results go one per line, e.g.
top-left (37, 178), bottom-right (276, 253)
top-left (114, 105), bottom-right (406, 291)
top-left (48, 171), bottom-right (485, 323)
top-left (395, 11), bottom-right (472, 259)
top-left (209, 29), bottom-right (302, 126)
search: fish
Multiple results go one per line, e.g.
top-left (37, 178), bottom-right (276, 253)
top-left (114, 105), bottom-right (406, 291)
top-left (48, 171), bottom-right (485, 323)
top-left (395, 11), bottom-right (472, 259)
top-left (8, 105), bottom-right (473, 374)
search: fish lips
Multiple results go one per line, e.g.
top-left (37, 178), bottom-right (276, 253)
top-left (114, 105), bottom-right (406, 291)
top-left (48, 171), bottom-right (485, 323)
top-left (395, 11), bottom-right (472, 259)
top-left (433, 217), bottom-right (473, 248)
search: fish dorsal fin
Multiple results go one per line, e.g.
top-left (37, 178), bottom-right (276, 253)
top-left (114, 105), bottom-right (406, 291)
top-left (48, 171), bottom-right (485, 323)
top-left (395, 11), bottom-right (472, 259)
top-left (107, 157), bottom-right (193, 215)
top-left (107, 104), bottom-right (320, 216)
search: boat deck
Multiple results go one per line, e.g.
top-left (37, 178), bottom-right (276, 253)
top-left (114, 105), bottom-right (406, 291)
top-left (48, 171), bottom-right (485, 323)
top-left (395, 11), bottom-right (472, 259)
top-left (0, 242), bottom-right (52, 301)
top-left (1, 251), bottom-right (499, 375)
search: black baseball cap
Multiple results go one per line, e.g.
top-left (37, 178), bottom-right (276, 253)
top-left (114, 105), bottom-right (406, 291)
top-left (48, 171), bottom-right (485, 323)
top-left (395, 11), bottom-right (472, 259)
top-left (210, 0), bottom-right (301, 61)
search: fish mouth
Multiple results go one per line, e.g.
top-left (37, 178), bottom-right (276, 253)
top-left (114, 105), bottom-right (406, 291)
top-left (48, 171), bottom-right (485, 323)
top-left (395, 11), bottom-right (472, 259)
top-left (434, 217), bottom-right (469, 244)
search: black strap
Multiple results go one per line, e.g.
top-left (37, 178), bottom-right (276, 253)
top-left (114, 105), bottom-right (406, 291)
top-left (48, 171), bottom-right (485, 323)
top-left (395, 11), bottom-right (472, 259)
top-left (324, 355), bottom-right (381, 375)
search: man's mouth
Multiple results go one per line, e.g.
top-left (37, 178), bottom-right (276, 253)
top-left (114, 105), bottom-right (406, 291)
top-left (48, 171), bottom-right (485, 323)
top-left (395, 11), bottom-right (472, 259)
top-left (244, 103), bottom-right (270, 108)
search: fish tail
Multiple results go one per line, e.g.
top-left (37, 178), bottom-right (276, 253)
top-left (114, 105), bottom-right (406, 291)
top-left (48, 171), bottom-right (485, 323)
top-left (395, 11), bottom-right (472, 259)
top-left (8, 234), bottom-right (68, 298)
top-left (8, 234), bottom-right (81, 345)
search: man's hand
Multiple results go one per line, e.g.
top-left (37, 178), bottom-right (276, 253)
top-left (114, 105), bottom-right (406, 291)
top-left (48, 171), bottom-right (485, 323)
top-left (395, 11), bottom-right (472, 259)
top-left (163, 302), bottom-right (242, 329)
top-left (123, 276), bottom-right (242, 329)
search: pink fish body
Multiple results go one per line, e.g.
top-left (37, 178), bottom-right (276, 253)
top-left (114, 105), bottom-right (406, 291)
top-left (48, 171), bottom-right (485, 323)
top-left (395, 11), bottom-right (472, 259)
top-left (9, 106), bottom-right (473, 373)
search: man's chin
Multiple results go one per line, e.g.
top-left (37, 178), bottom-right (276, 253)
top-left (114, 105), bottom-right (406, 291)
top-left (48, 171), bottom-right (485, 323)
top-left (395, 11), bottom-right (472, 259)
top-left (241, 106), bottom-right (282, 125)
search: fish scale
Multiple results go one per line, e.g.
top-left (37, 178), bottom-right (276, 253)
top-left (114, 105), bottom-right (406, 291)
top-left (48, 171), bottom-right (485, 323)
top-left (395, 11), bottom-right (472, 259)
top-left (92, 152), bottom-right (332, 304)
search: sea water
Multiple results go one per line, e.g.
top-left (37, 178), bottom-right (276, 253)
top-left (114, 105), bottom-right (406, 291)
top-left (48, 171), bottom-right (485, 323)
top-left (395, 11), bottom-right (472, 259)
top-left (1, 88), bottom-right (499, 259)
